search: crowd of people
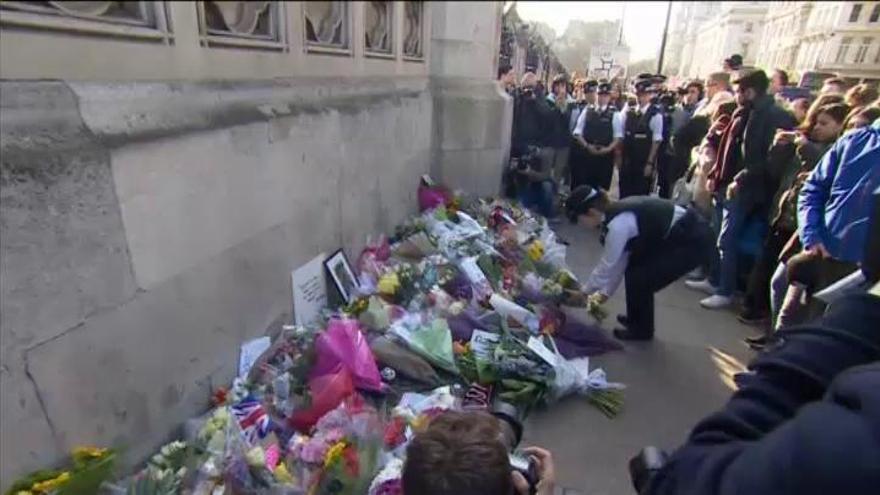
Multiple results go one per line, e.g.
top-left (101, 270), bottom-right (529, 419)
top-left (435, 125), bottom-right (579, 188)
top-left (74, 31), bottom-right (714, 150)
top-left (501, 56), bottom-right (879, 348)
top-left (396, 58), bottom-right (880, 495)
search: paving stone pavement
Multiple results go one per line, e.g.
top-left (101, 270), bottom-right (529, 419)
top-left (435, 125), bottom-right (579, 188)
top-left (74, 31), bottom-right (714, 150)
top-left (520, 220), bottom-right (759, 495)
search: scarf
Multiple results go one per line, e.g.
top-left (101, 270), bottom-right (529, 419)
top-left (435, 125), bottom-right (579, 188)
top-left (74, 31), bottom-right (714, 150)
top-left (709, 106), bottom-right (750, 186)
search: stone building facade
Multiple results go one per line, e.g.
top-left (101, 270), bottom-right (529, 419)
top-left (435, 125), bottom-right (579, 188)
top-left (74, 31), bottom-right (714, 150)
top-left (684, 1), bottom-right (768, 79)
top-left (0, 1), bottom-right (510, 487)
top-left (672, 1), bottom-right (880, 83)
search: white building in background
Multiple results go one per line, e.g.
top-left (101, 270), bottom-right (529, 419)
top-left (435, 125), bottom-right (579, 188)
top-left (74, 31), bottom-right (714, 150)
top-left (792, 1), bottom-right (880, 82)
top-left (756, 1), bottom-right (814, 73)
top-left (686, 2), bottom-right (768, 79)
top-left (669, 2), bottom-right (719, 78)
top-left (677, 1), bottom-right (880, 83)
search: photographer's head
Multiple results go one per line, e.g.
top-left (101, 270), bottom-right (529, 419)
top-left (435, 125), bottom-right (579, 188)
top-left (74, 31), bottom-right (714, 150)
top-left (565, 185), bottom-right (611, 228)
top-left (403, 411), bottom-right (512, 495)
top-left (402, 411), bottom-right (555, 495)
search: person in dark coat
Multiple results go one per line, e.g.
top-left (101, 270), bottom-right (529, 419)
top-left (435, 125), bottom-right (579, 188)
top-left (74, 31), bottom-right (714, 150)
top-left (694, 69), bottom-right (797, 310)
top-left (642, 291), bottom-right (880, 495)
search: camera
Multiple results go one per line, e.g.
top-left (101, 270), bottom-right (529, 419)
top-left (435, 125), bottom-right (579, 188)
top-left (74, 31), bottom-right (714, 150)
top-left (629, 446), bottom-right (669, 494)
top-left (492, 399), bottom-right (539, 493)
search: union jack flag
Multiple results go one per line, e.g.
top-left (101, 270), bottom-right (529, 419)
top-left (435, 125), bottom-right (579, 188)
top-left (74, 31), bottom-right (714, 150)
top-left (231, 396), bottom-right (270, 444)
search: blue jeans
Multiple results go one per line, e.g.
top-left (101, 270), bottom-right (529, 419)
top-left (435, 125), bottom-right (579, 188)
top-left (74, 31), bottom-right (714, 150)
top-left (519, 180), bottom-right (556, 219)
top-left (715, 193), bottom-right (746, 297)
top-left (769, 261), bottom-right (788, 327)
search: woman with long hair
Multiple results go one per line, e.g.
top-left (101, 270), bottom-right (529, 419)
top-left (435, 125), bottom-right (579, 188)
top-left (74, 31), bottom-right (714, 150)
top-left (743, 103), bottom-right (850, 343)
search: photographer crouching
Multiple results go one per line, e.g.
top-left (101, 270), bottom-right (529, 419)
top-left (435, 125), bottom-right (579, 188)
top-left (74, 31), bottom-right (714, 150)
top-left (402, 411), bottom-right (556, 495)
top-left (508, 72), bottom-right (558, 221)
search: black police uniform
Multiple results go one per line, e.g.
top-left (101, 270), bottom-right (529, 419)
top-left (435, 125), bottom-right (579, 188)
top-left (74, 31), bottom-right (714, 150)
top-left (620, 102), bottom-right (661, 198)
top-left (602, 196), bottom-right (713, 338)
top-left (577, 102), bottom-right (616, 190)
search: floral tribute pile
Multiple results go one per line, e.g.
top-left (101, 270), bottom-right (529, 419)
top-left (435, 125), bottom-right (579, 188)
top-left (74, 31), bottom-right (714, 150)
top-left (7, 180), bottom-right (626, 495)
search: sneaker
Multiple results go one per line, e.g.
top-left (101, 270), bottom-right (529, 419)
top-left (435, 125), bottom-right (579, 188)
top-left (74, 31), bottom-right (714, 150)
top-left (684, 279), bottom-right (717, 295)
top-left (700, 294), bottom-right (733, 309)
top-left (685, 268), bottom-right (704, 281)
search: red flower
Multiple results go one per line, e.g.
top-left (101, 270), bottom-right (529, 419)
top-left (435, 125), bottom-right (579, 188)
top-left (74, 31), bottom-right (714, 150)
top-left (384, 417), bottom-right (407, 448)
top-left (211, 387), bottom-right (228, 406)
top-left (343, 445), bottom-right (360, 477)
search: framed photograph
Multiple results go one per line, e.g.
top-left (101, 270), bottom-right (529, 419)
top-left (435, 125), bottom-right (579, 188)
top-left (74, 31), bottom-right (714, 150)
top-left (324, 249), bottom-right (359, 304)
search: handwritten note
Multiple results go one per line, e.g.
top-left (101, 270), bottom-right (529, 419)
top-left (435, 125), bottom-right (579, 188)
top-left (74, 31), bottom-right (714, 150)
top-left (292, 254), bottom-right (327, 327)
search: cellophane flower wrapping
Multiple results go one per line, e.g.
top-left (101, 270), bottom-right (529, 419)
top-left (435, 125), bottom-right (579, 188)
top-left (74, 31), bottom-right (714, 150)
top-left (388, 315), bottom-right (458, 374)
top-left (310, 318), bottom-right (383, 393)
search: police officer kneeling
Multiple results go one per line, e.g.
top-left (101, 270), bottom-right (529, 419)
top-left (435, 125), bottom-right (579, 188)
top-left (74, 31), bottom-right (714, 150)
top-left (565, 185), bottom-right (714, 341)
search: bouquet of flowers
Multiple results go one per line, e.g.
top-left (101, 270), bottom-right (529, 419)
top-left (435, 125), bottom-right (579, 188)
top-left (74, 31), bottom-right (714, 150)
top-left (7, 446), bottom-right (116, 495)
top-left (286, 396), bottom-right (383, 495)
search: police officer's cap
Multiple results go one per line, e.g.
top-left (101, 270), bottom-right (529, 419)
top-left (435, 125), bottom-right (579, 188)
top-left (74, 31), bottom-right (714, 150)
top-left (652, 74), bottom-right (667, 84)
top-left (584, 79), bottom-right (599, 92)
top-left (565, 185), bottom-right (605, 222)
top-left (597, 82), bottom-right (613, 95)
top-left (633, 79), bottom-right (654, 94)
top-left (636, 72), bottom-right (653, 81)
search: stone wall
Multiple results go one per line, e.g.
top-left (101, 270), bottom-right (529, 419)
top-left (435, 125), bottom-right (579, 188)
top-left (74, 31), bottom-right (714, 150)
top-left (0, 77), bottom-right (437, 485)
top-left (0, 3), bottom-right (510, 488)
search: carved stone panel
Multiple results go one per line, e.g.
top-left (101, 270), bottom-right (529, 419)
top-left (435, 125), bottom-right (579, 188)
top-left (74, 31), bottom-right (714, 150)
top-left (198, 1), bottom-right (285, 50)
top-left (0, 1), bottom-right (171, 41)
top-left (403, 1), bottom-right (423, 59)
top-left (365, 1), bottom-right (392, 55)
top-left (303, 1), bottom-right (349, 50)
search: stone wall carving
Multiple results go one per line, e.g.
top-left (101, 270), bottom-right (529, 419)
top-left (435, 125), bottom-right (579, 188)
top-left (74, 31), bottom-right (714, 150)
top-left (303, 1), bottom-right (349, 50)
top-left (365, 1), bottom-right (393, 55)
top-left (0, 1), bottom-right (171, 41)
top-left (403, 1), bottom-right (424, 58)
top-left (199, 1), bottom-right (286, 50)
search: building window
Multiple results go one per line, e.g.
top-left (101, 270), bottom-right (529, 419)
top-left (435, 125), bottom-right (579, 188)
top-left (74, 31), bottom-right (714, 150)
top-left (870, 4), bottom-right (880, 22)
top-left (855, 36), bottom-right (874, 63)
top-left (849, 3), bottom-right (863, 22)
top-left (403, 1), bottom-right (424, 59)
top-left (303, 1), bottom-right (350, 52)
top-left (0, 1), bottom-right (172, 42)
top-left (745, 21), bottom-right (753, 33)
top-left (197, 1), bottom-right (286, 50)
top-left (741, 42), bottom-right (750, 58)
top-left (836, 36), bottom-right (853, 63)
top-left (364, 1), bottom-right (393, 56)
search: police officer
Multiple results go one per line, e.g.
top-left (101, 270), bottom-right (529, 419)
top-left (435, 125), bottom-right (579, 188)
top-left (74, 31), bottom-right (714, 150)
top-left (572, 82), bottom-right (618, 191)
top-left (565, 185), bottom-right (714, 340)
top-left (616, 76), bottom-right (664, 198)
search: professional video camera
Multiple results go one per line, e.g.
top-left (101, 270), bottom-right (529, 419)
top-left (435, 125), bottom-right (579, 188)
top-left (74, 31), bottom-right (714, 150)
top-left (658, 91), bottom-right (677, 112)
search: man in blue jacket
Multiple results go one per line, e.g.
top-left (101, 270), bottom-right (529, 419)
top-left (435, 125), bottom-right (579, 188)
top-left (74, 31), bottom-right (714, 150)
top-left (771, 119), bottom-right (880, 328)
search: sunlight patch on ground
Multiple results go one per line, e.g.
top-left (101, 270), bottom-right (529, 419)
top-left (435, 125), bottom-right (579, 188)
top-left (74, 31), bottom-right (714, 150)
top-left (708, 346), bottom-right (747, 392)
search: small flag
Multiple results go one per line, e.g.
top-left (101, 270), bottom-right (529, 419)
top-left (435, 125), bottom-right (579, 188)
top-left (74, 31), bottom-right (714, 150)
top-left (231, 396), bottom-right (270, 444)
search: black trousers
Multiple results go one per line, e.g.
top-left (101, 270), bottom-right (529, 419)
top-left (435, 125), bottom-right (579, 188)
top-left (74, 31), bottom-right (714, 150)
top-left (624, 209), bottom-right (715, 338)
top-left (576, 153), bottom-right (614, 191)
top-left (742, 227), bottom-right (793, 318)
top-left (656, 152), bottom-right (674, 199)
top-left (619, 161), bottom-right (652, 198)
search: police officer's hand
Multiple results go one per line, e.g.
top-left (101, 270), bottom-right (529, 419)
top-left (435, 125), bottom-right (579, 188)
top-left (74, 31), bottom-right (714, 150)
top-left (643, 163), bottom-right (654, 178)
top-left (512, 447), bottom-right (556, 495)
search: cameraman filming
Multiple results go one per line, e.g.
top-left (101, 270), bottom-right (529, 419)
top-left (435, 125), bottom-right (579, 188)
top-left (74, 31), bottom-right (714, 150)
top-left (511, 72), bottom-right (558, 219)
top-left (402, 411), bottom-right (557, 495)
